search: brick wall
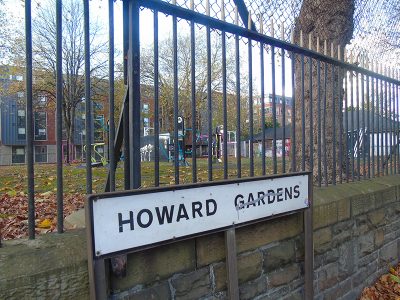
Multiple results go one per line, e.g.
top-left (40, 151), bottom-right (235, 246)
top-left (1, 175), bottom-right (399, 299)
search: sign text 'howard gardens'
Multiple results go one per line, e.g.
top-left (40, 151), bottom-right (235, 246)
top-left (88, 174), bottom-right (309, 257)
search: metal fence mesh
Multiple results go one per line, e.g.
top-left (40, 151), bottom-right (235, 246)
top-left (162, 0), bottom-right (400, 68)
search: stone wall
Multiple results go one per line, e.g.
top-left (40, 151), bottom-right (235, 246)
top-left (1, 175), bottom-right (399, 299)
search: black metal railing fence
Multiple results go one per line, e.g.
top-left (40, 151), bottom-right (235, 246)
top-left (7, 0), bottom-right (400, 242)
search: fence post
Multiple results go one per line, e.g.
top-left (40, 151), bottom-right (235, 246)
top-left (128, 0), bottom-right (141, 189)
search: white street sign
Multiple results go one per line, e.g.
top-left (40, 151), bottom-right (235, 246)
top-left (89, 174), bottom-right (309, 257)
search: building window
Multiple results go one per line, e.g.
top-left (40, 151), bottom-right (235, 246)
top-left (37, 95), bottom-right (47, 106)
top-left (17, 109), bottom-right (26, 140)
top-left (34, 111), bottom-right (47, 140)
top-left (35, 146), bottom-right (47, 163)
top-left (12, 146), bottom-right (25, 164)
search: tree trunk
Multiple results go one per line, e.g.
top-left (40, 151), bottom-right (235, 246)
top-left (293, 0), bottom-right (354, 183)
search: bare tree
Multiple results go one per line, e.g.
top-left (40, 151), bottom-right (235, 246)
top-left (30, 0), bottom-right (108, 163)
top-left (141, 32), bottom-right (249, 138)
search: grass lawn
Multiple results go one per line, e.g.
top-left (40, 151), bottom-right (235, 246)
top-left (0, 157), bottom-right (287, 239)
top-left (0, 157), bottom-right (286, 194)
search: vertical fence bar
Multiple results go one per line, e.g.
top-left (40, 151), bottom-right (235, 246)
top-left (338, 64), bottom-right (343, 184)
top-left (222, 29), bottom-right (228, 180)
top-left (56, 0), bottom-right (64, 233)
top-left (345, 69), bottom-right (349, 182)
top-left (123, 0), bottom-right (130, 189)
top-left (206, 25), bottom-right (213, 181)
top-left (272, 46), bottom-right (277, 174)
top-left (173, 15), bottom-right (179, 184)
top-left (332, 64), bottom-right (336, 185)
top-left (84, 0), bottom-right (93, 195)
top-left (309, 55), bottom-right (313, 179)
top-left (301, 54), bottom-right (305, 172)
top-left (235, 30), bottom-right (241, 178)
top-left (123, 0), bottom-right (128, 85)
top-left (350, 69), bottom-right (355, 181)
top-left (154, 9), bottom-right (160, 186)
top-left (323, 62), bottom-right (328, 186)
top-left (380, 75), bottom-right (384, 175)
top-left (128, 0), bottom-right (141, 189)
top-left (248, 38), bottom-right (254, 177)
top-left (371, 73), bottom-right (375, 177)
top-left (123, 102), bottom-right (130, 189)
top-left (109, 0), bottom-right (116, 191)
top-left (397, 81), bottom-right (400, 173)
top-left (366, 73), bottom-right (370, 178)
top-left (25, 0), bottom-right (35, 239)
top-left (191, 19), bottom-right (197, 182)
top-left (291, 52), bottom-right (296, 172)
top-left (392, 79), bottom-right (396, 174)
top-left (388, 78), bottom-right (391, 174)
top-left (392, 78), bottom-right (395, 174)
top-left (377, 75), bottom-right (380, 176)
top-left (385, 77), bottom-right (389, 175)
top-left (356, 72), bottom-right (360, 180)
top-left (317, 59), bottom-right (322, 186)
top-left (361, 73), bottom-right (365, 179)
top-left (260, 43), bottom-right (266, 175)
top-left (282, 47), bottom-right (286, 173)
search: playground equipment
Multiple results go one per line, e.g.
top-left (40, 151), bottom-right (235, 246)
top-left (140, 144), bottom-right (154, 162)
top-left (83, 143), bottom-right (107, 167)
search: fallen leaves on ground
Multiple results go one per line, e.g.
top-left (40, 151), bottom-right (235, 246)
top-left (360, 263), bottom-right (400, 300)
top-left (0, 192), bottom-right (85, 240)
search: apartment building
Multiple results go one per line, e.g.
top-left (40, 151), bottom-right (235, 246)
top-left (0, 68), bottom-right (108, 165)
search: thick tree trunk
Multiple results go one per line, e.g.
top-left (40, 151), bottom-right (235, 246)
top-left (293, 0), bottom-right (354, 183)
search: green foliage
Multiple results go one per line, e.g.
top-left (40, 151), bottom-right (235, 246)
top-left (264, 116), bottom-right (280, 129)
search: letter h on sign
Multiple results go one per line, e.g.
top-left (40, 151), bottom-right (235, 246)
top-left (118, 211), bottom-right (134, 232)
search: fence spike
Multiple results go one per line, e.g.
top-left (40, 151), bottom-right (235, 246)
top-left (343, 47), bottom-right (347, 62)
top-left (271, 18), bottom-right (274, 37)
top-left (338, 44), bottom-right (341, 60)
top-left (290, 28), bottom-right (294, 44)
top-left (300, 30), bottom-right (303, 47)
top-left (259, 14), bottom-right (263, 34)
top-left (220, 0), bottom-right (225, 21)
top-left (281, 22), bottom-right (285, 40)
top-left (190, 0), bottom-right (194, 10)
top-left (331, 42), bottom-right (334, 58)
top-left (172, 0), bottom-right (176, 5)
top-left (324, 40), bottom-right (327, 56)
top-left (206, 0), bottom-right (210, 16)
top-left (235, 6), bottom-right (238, 25)
top-left (248, 10), bottom-right (251, 30)
top-left (308, 32), bottom-right (312, 50)
top-left (316, 36), bottom-right (320, 53)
